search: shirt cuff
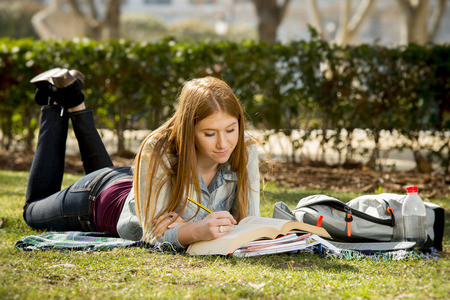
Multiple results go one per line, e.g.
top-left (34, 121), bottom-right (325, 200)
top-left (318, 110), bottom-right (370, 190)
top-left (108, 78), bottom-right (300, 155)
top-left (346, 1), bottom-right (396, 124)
top-left (155, 224), bottom-right (186, 251)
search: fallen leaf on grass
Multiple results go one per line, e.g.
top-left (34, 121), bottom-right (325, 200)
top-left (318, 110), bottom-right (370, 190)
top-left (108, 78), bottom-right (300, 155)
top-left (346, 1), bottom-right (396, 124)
top-left (394, 293), bottom-right (414, 299)
top-left (49, 263), bottom-right (76, 268)
top-left (248, 282), bottom-right (266, 290)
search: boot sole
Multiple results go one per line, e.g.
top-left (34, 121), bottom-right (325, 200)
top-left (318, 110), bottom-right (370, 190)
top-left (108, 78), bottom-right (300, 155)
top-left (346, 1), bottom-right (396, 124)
top-left (31, 68), bottom-right (84, 88)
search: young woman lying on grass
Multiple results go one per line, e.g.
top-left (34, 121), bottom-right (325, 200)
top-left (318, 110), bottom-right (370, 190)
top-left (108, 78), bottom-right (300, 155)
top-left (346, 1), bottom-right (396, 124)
top-left (23, 68), bottom-right (261, 251)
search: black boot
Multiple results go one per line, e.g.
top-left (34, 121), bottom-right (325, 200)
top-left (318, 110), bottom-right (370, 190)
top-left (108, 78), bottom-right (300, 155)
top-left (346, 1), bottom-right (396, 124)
top-left (31, 68), bottom-right (85, 110)
top-left (33, 81), bottom-right (56, 106)
top-left (53, 75), bottom-right (85, 109)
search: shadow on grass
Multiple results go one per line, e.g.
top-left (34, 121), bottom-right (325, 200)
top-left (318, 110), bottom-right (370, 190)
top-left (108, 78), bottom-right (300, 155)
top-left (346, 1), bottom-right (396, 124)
top-left (234, 254), bottom-right (358, 273)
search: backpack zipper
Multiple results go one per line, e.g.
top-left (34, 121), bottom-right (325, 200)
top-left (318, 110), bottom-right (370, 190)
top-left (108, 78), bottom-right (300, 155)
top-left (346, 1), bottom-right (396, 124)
top-left (344, 206), bottom-right (353, 237)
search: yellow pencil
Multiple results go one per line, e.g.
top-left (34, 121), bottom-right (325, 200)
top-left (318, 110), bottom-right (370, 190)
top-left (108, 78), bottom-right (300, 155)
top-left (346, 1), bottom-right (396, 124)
top-left (186, 196), bottom-right (212, 213)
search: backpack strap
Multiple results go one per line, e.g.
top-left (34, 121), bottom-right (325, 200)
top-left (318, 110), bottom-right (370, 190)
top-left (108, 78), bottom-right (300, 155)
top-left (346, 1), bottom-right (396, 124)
top-left (383, 199), bottom-right (396, 227)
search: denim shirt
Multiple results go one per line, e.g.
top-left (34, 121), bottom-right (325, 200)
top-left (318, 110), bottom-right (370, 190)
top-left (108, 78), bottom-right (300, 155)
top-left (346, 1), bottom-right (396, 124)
top-left (116, 141), bottom-right (260, 251)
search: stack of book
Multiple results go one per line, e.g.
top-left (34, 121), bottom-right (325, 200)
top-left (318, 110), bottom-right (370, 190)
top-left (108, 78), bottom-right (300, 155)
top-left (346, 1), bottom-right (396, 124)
top-left (186, 216), bottom-right (331, 256)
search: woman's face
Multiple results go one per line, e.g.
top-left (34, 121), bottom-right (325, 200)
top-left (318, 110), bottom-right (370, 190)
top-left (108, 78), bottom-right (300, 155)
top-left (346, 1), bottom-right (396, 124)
top-left (194, 111), bottom-right (239, 169)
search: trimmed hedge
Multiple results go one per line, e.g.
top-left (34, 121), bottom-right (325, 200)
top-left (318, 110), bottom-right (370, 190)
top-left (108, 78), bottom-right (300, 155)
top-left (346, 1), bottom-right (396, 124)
top-left (0, 37), bottom-right (449, 171)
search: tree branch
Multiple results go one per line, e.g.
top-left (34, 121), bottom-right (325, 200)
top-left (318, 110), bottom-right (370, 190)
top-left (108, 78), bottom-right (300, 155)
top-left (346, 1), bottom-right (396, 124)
top-left (87, 0), bottom-right (99, 20)
top-left (347, 0), bottom-right (375, 35)
top-left (395, 0), bottom-right (414, 19)
top-left (279, 0), bottom-right (292, 21)
top-left (66, 0), bottom-right (84, 18)
top-left (428, 0), bottom-right (446, 41)
top-left (307, 0), bottom-right (327, 40)
top-left (335, 0), bottom-right (350, 45)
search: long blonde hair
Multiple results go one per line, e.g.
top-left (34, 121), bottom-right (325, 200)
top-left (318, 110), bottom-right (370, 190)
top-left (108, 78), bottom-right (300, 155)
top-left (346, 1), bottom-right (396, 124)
top-left (134, 76), bottom-right (252, 240)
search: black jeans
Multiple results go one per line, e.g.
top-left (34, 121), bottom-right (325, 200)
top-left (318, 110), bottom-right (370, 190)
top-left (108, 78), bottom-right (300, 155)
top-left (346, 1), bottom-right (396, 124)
top-left (24, 106), bottom-right (132, 232)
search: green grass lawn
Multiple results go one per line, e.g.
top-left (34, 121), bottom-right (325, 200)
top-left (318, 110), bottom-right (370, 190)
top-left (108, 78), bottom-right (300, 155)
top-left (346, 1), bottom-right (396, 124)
top-left (0, 170), bottom-right (449, 299)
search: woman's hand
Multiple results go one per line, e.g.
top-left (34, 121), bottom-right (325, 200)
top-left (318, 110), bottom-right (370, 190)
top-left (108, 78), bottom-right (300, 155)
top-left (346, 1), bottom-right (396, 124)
top-left (197, 211), bottom-right (237, 240)
top-left (153, 212), bottom-right (185, 237)
top-left (177, 211), bottom-right (237, 246)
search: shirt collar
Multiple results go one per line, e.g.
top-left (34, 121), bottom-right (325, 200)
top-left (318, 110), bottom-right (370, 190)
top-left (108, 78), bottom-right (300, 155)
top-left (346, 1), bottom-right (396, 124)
top-left (199, 162), bottom-right (237, 194)
top-left (218, 162), bottom-right (238, 181)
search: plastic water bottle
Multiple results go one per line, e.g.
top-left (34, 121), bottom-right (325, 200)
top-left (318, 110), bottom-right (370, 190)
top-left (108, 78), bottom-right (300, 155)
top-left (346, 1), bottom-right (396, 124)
top-left (402, 186), bottom-right (427, 248)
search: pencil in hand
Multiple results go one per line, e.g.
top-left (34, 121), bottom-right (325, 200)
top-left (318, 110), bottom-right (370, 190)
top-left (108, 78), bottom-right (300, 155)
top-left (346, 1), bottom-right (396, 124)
top-left (186, 196), bottom-right (212, 213)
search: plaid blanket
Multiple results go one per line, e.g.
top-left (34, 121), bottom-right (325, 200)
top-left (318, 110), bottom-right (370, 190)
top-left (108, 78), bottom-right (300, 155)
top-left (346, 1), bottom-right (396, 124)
top-left (15, 231), bottom-right (143, 251)
top-left (15, 231), bottom-right (439, 261)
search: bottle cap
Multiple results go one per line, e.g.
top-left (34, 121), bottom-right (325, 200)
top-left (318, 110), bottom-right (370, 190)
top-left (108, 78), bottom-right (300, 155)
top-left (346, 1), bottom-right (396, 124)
top-left (406, 186), bottom-right (418, 193)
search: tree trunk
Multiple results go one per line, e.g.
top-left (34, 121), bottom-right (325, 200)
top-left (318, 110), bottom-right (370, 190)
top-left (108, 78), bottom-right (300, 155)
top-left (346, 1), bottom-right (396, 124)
top-left (2, 113), bottom-right (13, 151)
top-left (409, 0), bottom-right (429, 44)
top-left (396, 0), bottom-right (446, 45)
top-left (308, 0), bottom-right (374, 46)
top-left (367, 130), bottom-right (380, 170)
top-left (252, 0), bottom-right (291, 43)
top-left (335, 0), bottom-right (351, 45)
top-left (444, 142), bottom-right (450, 176)
top-left (116, 105), bottom-right (126, 155)
top-left (66, 0), bottom-right (122, 40)
top-left (104, 0), bottom-right (121, 39)
top-left (413, 150), bottom-right (433, 173)
top-left (24, 107), bottom-right (38, 153)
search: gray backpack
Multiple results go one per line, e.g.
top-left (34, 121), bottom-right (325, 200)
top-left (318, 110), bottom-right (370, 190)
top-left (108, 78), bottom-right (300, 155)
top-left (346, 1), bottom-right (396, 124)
top-left (273, 193), bottom-right (444, 250)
